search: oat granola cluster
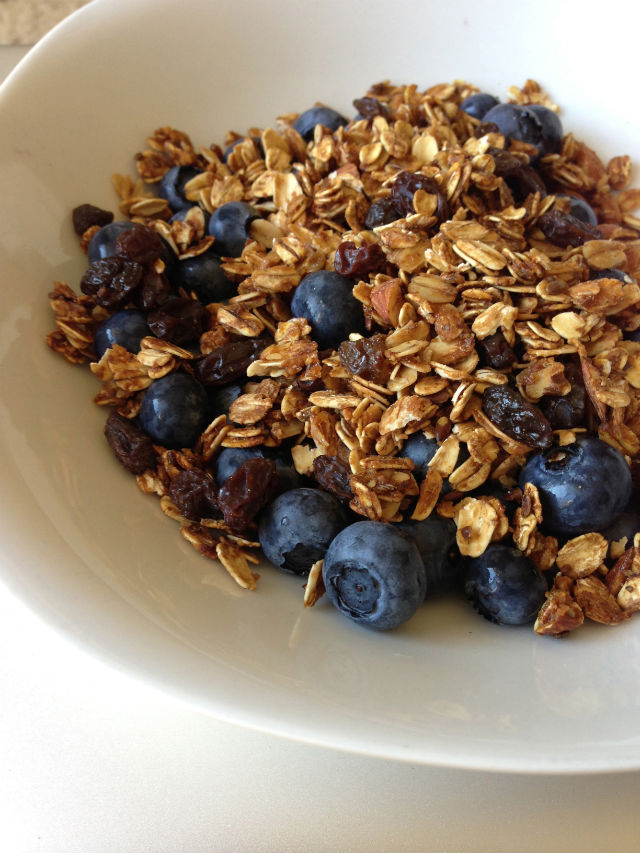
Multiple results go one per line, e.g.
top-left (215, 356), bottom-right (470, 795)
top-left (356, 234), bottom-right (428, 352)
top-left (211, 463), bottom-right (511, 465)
top-left (47, 79), bottom-right (640, 636)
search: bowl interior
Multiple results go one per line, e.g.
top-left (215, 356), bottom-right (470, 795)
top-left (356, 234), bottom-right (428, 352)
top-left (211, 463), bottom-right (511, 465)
top-left (0, 0), bottom-right (639, 773)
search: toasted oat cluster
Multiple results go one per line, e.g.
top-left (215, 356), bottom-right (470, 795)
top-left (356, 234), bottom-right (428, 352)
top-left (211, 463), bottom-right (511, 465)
top-left (47, 79), bottom-right (640, 636)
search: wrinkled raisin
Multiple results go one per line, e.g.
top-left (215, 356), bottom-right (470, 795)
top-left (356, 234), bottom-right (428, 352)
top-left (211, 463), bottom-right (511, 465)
top-left (334, 241), bottom-right (385, 277)
top-left (537, 208), bottom-right (602, 247)
top-left (194, 335), bottom-right (271, 387)
top-left (539, 363), bottom-right (586, 429)
top-left (114, 223), bottom-right (166, 264)
top-left (312, 455), bottom-right (353, 503)
top-left (217, 457), bottom-right (279, 532)
top-left (168, 468), bottom-right (220, 521)
top-left (72, 203), bottom-right (113, 236)
top-left (136, 268), bottom-right (171, 310)
top-left (353, 96), bottom-right (389, 120)
top-left (338, 333), bottom-right (391, 383)
top-left (488, 148), bottom-right (547, 201)
top-left (476, 331), bottom-right (517, 370)
top-left (474, 121), bottom-right (500, 138)
top-left (80, 258), bottom-right (143, 310)
top-left (364, 197), bottom-right (402, 229)
top-left (147, 296), bottom-right (209, 345)
top-left (104, 411), bottom-right (157, 474)
top-left (390, 170), bottom-right (449, 223)
top-left (482, 385), bottom-right (553, 449)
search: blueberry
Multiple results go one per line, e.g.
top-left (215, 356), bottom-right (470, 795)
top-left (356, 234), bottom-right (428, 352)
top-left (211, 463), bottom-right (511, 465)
top-left (602, 507), bottom-right (640, 548)
top-left (170, 206), bottom-right (210, 230)
top-left (139, 372), bottom-right (208, 449)
top-left (625, 327), bottom-right (640, 343)
top-left (157, 165), bottom-right (202, 212)
top-left (518, 435), bottom-right (633, 536)
top-left (259, 488), bottom-right (349, 576)
top-left (292, 106), bottom-right (348, 142)
top-left (464, 543), bottom-right (547, 626)
top-left (398, 432), bottom-right (469, 495)
top-left (266, 446), bottom-right (306, 493)
top-left (483, 103), bottom-right (557, 159)
top-left (207, 201), bottom-right (260, 257)
top-left (206, 382), bottom-right (244, 420)
top-left (470, 480), bottom-right (519, 522)
top-left (398, 515), bottom-right (459, 598)
top-left (88, 221), bottom-right (136, 263)
top-left (214, 446), bottom-right (266, 485)
top-left (223, 135), bottom-right (264, 163)
top-left (290, 270), bottom-right (365, 350)
top-left (460, 92), bottom-right (499, 120)
top-left (557, 193), bottom-right (597, 227)
top-left (173, 249), bottom-right (236, 302)
top-left (398, 432), bottom-right (438, 476)
top-left (94, 309), bottom-right (150, 359)
top-left (591, 268), bottom-right (634, 283)
top-left (214, 445), bottom-right (304, 493)
top-left (322, 521), bottom-right (427, 630)
top-left (527, 104), bottom-right (563, 155)
top-left (88, 221), bottom-right (178, 282)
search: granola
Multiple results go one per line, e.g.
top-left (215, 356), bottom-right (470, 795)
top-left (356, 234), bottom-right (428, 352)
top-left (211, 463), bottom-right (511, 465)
top-left (46, 78), bottom-right (640, 637)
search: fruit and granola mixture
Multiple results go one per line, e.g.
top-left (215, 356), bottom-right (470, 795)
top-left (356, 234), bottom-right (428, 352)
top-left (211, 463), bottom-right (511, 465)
top-left (46, 79), bottom-right (640, 636)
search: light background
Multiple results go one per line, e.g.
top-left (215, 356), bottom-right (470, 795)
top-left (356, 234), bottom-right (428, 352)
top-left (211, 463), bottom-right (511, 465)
top-left (0, 0), bottom-right (90, 45)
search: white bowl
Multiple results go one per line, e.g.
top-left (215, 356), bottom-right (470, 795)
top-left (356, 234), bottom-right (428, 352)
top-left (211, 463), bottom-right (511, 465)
top-left (1, 0), bottom-right (639, 774)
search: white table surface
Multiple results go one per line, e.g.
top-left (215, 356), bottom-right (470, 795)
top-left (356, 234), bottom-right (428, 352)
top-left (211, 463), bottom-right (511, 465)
top-left (2, 44), bottom-right (640, 853)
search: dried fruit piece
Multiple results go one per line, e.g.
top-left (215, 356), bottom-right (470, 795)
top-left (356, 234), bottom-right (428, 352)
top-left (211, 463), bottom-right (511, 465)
top-left (72, 203), bottom-right (113, 236)
top-left (338, 334), bottom-right (392, 383)
top-left (334, 241), bottom-right (385, 277)
top-left (312, 455), bottom-right (354, 503)
top-left (194, 335), bottom-right (271, 386)
top-left (147, 297), bottom-right (209, 345)
top-left (390, 170), bottom-right (449, 223)
top-left (217, 457), bottom-right (279, 532)
top-left (80, 258), bottom-right (143, 310)
top-left (168, 468), bottom-right (219, 521)
top-left (537, 209), bottom-right (601, 247)
top-left (104, 411), bottom-right (157, 474)
top-left (481, 385), bottom-right (553, 450)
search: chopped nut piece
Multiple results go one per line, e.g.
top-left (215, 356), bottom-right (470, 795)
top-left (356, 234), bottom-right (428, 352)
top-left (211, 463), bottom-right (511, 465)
top-left (534, 575), bottom-right (584, 636)
top-left (574, 575), bottom-right (631, 625)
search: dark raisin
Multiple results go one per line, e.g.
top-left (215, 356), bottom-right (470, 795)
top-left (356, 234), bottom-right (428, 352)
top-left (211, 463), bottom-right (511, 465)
top-left (104, 411), bottom-right (157, 474)
top-left (147, 296), bottom-right (209, 345)
top-left (353, 96), bottom-right (389, 120)
top-left (80, 258), bottom-right (143, 310)
top-left (334, 241), bottom-right (385, 277)
top-left (539, 362), bottom-right (586, 429)
top-left (338, 333), bottom-right (391, 383)
top-left (364, 197), bottom-right (402, 229)
top-left (114, 223), bottom-right (166, 265)
top-left (474, 121), bottom-right (500, 138)
top-left (217, 457), bottom-right (279, 532)
top-left (72, 203), bottom-right (113, 236)
top-left (168, 468), bottom-right (220, 521)
top-left (194, 335), bottom-right (271, 387)
top-left (482, 385), bottom-right (553, 449)
top-left (390, 170), bottom-right (449, 223)
top-left (136, 268), bottom-right (171, 311)
top-left (476, 331), bottom-right (517, 370)
top-left (488, 148), bottom-right (547, 201)
top-left (537, 208), bottom-right (602, 248)
top-left (312, 455), bottom-right (353, 502)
